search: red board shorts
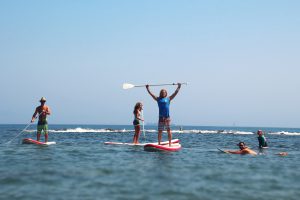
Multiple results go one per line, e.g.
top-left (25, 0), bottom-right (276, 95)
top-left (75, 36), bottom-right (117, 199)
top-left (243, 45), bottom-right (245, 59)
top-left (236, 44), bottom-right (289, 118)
top-left (158, 117), bottom-right (171, 131)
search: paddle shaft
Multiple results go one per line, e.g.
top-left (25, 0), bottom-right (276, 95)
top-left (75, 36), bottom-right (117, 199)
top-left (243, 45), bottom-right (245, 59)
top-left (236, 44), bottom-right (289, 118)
top-left (141, 110), bottom-right (145, 139)
top-left (6, 112), bottom-right (43, 144)
top-left (6, 122), bottom-right (32, 144)
top-left (134, 83), bottom-right (187, 88)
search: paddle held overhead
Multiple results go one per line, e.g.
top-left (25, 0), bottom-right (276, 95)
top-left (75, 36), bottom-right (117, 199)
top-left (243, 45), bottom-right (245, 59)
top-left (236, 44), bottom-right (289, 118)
top-left (122, 82), bottom-right (187, 90)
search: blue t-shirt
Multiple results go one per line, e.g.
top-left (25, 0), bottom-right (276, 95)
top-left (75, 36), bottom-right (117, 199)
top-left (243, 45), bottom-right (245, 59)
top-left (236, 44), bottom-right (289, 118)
top-left (157, 97), bottom-right (170, 118)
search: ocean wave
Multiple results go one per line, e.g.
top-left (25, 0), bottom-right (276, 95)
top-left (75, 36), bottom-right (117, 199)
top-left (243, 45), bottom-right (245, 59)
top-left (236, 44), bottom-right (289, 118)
top-left (268, 131), bottom-right (300, 136)
top-left (23, 128), bottom-right (300, 136)
top-left (25, 128), bottom-right (132, 133)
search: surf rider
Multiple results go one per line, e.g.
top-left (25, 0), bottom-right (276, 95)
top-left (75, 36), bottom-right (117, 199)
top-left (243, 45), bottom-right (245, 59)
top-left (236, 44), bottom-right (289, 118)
top-left (31, 97), bottom-right (51, 142)
top-left (224, 142), bottom-right (257, 155)
top-left (133, 102), bottom-right (144, 144)
top-left (146, 83), bottom-right (181, 146)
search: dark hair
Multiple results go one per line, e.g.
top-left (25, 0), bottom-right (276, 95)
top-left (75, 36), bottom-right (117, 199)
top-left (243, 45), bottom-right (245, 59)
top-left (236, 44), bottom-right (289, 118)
top-left (237, 142), bottom-right (245, 146)
top-left (133, 102), bottom-right (142, 114)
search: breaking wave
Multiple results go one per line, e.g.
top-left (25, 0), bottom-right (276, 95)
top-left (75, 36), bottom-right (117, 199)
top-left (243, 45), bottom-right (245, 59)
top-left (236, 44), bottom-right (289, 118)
top-left (24, 128), bottom-right (300, 136)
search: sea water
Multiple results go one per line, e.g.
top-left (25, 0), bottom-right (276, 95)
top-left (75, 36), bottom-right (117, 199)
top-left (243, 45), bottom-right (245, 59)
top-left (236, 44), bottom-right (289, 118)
top-left (0, 124), bottom-right (299, 200)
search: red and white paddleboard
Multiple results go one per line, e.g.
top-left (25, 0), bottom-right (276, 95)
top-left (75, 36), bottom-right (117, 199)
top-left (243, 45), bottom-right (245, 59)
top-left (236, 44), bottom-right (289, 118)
top-left (144, 143), bottom-right (182, 152)
top-left (104, 138), bottom-right (180, 146)
top-left (22, 138), bottom-right (56, 146)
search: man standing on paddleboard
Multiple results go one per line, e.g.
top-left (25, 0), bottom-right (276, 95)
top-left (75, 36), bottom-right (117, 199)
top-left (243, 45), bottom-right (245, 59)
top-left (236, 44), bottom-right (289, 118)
top-left (31, 97), bottom-right (51, 142)
top-left (146, 83), bottom-right (181, 146)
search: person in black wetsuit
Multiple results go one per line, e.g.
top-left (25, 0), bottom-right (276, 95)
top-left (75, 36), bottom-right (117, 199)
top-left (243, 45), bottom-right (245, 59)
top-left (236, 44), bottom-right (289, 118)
top-left (257, 130), bottom-right (268, 148)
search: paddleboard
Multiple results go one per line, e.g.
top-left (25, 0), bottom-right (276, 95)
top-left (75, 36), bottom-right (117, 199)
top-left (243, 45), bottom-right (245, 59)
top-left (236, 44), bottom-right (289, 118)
top-left (104, 138), bottom-right (180, 146)
top-left (144, 143), bottom-right (181, 152)
top-left (260, 146), bottom-right (269, 149)
top-left (22, 138), bottom-right (56, 146)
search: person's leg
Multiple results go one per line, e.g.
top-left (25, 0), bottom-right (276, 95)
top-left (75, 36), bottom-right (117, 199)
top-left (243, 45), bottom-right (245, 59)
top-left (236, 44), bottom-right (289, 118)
top-left (167, 128), bottom-right (172, 146)
top-left (44, 125), bottom-right (49, 143)
top-left (133, 126), bottom-right (140, 144)
top-left (158, 118), bottom-right (163, 145)
top-left (37, 125), bottom-right (41, 141)
top-left (158, 130), bottom-right (162, 145)
top-left (166, 118), bottom-right (172, 146)
top-left (37, 132), bottom-right (41, 141)
top-left (133, 126), bottom-right (137, 143)
top-left (45, 133), bottom-right (48, 143)
top-left (136, 126), bottom-right (140, 144)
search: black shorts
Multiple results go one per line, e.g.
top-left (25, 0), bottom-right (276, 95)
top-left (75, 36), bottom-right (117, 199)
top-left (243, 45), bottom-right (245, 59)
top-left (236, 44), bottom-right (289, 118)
top-left (133, 119), bottom-right (140, 126)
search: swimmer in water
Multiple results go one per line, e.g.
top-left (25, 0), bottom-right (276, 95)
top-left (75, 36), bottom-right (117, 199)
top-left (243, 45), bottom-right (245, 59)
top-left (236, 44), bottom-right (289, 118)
top-left (224, 142), bottom-right (257, 155)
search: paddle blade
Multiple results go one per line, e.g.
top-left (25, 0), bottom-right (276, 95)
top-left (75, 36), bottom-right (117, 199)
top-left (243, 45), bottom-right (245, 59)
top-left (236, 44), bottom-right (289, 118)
top-left (122, 83), bottom-right (135, 89)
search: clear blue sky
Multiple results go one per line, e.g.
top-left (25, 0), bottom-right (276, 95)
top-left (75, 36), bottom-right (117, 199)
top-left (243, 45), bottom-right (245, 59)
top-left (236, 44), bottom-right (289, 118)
top-left (0, 0), bottom-right (299, 127)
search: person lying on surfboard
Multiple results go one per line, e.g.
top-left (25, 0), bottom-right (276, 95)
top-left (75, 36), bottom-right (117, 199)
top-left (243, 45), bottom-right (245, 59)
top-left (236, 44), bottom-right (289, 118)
top-left (224, 142), bottom-right (257, 155)
top-left (133, 102), bottom-right (144, 144)
top-left (31, 97), bottom-right (51, 142)
top-left (146, 83), bottom-right (181, 146)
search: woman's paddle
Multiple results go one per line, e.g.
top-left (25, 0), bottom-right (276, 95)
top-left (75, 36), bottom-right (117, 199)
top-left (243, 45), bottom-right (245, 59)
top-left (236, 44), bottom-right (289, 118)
top-left (141, 110), bottom-right (146, 140)
top-left (123, 82), bottom-right (188, 90)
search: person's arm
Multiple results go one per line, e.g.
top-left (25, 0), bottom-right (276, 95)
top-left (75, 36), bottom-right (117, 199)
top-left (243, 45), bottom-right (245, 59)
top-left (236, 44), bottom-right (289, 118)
top-left (45, 106), bottom-right (51, 115)
top-left (226, 150), bottom-right (243, 154)
top-left (146, 85), bottom-right (157, 101)
top-left (258, 137), bottom-right (263, 148)
top-left (31, 108), bottom-right (38, 123)
top-left (169, 83), bottom-right (181, 101)
top-left (135, 111), bottom-right (144, 121)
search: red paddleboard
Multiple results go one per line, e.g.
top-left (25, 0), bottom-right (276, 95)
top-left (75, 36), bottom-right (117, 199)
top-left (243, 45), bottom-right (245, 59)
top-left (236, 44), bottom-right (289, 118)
top-left (144, 143), bottom-right (181, 152)
top-left (22, 138), bottom-right (56, 146)
top-left (104, 138), bottom-right (180, 146)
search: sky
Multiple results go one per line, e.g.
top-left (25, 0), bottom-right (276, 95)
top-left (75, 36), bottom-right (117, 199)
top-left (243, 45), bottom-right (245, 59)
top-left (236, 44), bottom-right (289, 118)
top-left (0, 0), bottom-right (299, 127)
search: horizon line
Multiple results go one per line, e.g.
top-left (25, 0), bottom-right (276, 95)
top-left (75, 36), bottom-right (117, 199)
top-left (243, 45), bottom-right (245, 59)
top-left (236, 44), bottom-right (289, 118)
top-left (0, 123), bottom-right (299, 129)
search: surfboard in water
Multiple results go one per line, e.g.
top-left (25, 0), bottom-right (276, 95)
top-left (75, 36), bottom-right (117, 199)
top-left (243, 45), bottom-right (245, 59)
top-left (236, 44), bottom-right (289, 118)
top-left (22, 138), bottom-right (56, 146)
top-left (144, 143), bottom-right (181, 152)
top-left (104, 139), bottom-right (180, 146)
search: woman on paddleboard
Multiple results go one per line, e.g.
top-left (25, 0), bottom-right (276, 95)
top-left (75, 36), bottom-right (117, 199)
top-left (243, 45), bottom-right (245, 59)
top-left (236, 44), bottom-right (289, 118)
top-left (146, 83), bottom-right (181, 146)
top-left (133, 102), bottom-right (144, 144)
top-left (31, 97), bottom-right (51, 142)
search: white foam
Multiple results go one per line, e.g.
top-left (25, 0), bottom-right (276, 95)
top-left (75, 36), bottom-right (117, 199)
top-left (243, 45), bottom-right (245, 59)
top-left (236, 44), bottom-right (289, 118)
top-left (25, 128), bottom-right (133, 133)
top-left (23, 128), bottom-right (300, 136)
top-left (269, 131), bottom-right (300, 136)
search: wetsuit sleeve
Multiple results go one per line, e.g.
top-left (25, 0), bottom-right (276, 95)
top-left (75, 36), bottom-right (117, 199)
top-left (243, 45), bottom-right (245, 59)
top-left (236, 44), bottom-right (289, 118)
top-left (258, 137), bottom-right (263, 148)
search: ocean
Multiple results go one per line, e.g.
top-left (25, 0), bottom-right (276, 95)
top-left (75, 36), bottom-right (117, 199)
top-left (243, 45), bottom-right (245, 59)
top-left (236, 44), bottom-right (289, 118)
top-left (0, 124), bottom-right (299, 200)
